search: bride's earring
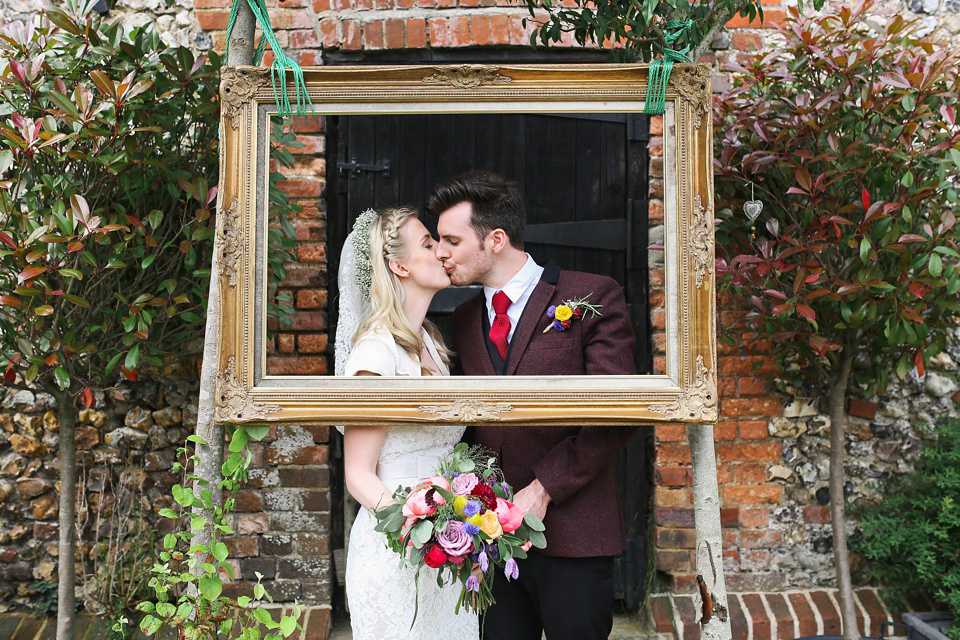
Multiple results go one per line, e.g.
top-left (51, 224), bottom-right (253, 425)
top-left (743, 181), bottom-right (764, 240)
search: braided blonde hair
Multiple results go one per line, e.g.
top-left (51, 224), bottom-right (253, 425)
top-left (354, 207), bottom-right (452, 374)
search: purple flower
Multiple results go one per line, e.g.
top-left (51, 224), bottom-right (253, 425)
top-left (488, 544), bottom-right (499, 560)
top-left (466, 575), bottom-right (480, 592)
top-left (452, 472), bottom-right (479, 496)
top-left (464, 523), bottom-right (480, 536)
top-left (553, 319), bottom-right (565, 331)
top-left (478, 548), bottom-right (489, 572)
top-left (462, 500), bottom-right (482, 517)
top-left (504, 558), bottom-right (519, 581)
top-left (547, 305), bottom-right (557, 318)
top-left (435, 520), bottom-right (474, 558)
top-left (499, 482), bottom-right (512, 498)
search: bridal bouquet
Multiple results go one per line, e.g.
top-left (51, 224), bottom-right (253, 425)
top-left (373, 443), bottom-right (546, 614)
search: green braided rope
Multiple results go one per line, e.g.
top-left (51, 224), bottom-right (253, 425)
top-left (644, 20), bottom-right (693, 115)
top-left (225, 0), bottom-right (313, 120)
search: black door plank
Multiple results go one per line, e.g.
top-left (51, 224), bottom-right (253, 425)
top-left (398, 114), bottom-right (427, 210)
top-left (376, 112), bottom-right (402, 208)
top-left (576, 117), bottom-right (606, 279)
top-left (524, 220), bottom-right (627, 250)
top-left (422, 115), bottom-right (456, 209)
top-left (347, 115), bottom-right (377, 215)
top-left (430, 285), bottom-right (482, 314)
top-left (500, 114), bottom-right (526, 186)
top-left (474, 113), bottom-right (503, 175)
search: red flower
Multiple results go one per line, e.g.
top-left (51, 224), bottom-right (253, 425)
top-left (573, 307), bottom-right (583, 318)
top-left (423, 544), bottom-right (448, 568)
top-left (469, 483), bottom-right (498, 512)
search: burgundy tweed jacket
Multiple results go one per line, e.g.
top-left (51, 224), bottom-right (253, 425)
top-left (452, 262), bottom-right (638, 557)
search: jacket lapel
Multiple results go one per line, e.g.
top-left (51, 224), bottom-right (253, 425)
top-left (505, 278), bottom-right (556, 376)
top-left (461, 293), bottom-right (496, 376)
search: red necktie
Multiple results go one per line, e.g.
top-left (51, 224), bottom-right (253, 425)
top-left (489, 290), bottom-right (512, 360)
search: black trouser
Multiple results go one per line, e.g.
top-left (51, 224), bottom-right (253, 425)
top-left (483, 553), bottom-right (614, 640)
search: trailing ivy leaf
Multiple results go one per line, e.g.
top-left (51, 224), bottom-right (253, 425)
top-left (211, 541), bottom-right (229, 562)
top-left (198, 574), bottom-right (222, 601)
top-left (139, 614), bottom-right (162, 636)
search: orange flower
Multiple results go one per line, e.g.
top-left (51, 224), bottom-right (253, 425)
top-left (480, 510), bottom-right (503, 539)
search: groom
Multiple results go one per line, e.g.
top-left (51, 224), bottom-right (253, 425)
top-left (427, 170), bottom-right (638, 640)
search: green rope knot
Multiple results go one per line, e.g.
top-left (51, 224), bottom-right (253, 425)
top-left (644, 20), bottom-right (693, 116)
top-left (225, 0), bottom-right (313, 120)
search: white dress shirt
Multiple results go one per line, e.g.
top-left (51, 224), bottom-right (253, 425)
top-left (483, 254), bottom-right (545, 343)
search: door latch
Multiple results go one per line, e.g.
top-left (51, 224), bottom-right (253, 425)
top-left (337, 158), bottom-right (390, 178)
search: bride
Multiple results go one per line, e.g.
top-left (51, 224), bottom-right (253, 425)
top-left (335, 207), bottom-right (479, 640)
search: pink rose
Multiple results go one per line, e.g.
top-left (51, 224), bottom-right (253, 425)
top-left (427, 475), bottom-right (451, 492)
top-left (403, 487), bottom-right (437, 518)
top-left (451, 473), bottom-right (479, 495)
top-left (446, 553), bottom-right (467, 565)
top-left (495, 498), bottom-right (525, 533)
top-left (402, 477), bottom-right (449, 519)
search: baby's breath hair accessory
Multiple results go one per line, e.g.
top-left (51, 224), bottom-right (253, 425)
top-left (349, 208), bottom-right (378, 298)
top-left (544, 294), bottom-right (602, 333)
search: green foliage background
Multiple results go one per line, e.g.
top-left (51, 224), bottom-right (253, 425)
top-left (853, 418), bottom-right (960, 638)
top-left (0, 9), bottom-right (220, 396)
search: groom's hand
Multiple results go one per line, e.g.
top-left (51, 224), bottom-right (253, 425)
top-left (513, 478), bottom-right (551, 522)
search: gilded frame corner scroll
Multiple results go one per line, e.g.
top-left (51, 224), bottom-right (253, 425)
top-left (216, 63), bottom-right (717, 427)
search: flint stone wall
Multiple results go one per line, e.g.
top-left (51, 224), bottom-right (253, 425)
top-left (0, 373), bottom-right (332, 613)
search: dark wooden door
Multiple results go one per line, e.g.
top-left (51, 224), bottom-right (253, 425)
top-left (327, 113), bottom-right (652, 609)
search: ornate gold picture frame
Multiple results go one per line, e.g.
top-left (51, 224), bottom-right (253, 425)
top-left (216, 63), bottom-right (716, 426)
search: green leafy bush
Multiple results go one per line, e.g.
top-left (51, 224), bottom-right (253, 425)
top-left (0, 5), bottom-right (219, 394)
top-left (716, 0), bottom-right (960, 395)
top-left (0, 2), bottom-right (220, 628)
top-left (134, 427), bottom-right (303, 640)
top-left (853, 418), bottom-right (960, 639)
top-left (715, 3), bottom-right (960, 635)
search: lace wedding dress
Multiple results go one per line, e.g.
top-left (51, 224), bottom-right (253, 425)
top-left (342, 327), bottom-right (479, 640)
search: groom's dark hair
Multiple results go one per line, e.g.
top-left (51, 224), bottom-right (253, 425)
top-left (427, 170), bottom-right (525, 249)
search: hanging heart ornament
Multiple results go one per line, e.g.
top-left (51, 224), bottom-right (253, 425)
top-left (743, 199), bottom-right (763, 222)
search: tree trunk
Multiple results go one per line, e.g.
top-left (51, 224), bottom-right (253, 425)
top-left (190, 0), bottom-right (257, 579)
top-left (829, 348), bottom-right (860, 640)
top-left (56, 394), bottom-right (77, 640)
top-left (689, 424), bottom-right (732, 640)
top-left (227, 0), bottom-right (256, 65)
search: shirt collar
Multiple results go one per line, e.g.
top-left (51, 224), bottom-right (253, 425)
top-left (484, 254), bottom-right (541, 307)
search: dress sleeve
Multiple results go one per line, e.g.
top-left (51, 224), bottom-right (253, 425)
top-left (343, 335), bottom-right (398, 377)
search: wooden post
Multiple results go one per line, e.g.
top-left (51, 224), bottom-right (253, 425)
top-left (227, 0), bottom-right (256, 66)
top-left (689, 423), bottom-right (732, 640)
top-left (192, 0), bottom-right (256, 575)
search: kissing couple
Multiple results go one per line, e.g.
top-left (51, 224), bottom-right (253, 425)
top-left (336, 170), bottom-right (638, 639)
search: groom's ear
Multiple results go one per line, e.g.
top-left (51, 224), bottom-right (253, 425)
top-left (388, 259), bottom-right (408, 278)
top-left (489, 229), bottom-right (509, 254)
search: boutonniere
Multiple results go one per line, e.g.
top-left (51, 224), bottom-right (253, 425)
top-left (543, 294), bottom-right (603, 332)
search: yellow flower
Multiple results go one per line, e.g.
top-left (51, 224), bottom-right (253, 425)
top-left (554, 305), bottom-right (573, 322)
top-left (453, 495), bottom-right (468, 516)
top-left (466, 514), bottom-right (483, 527)
top-left (480, 510), bottom-right (503, 539)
